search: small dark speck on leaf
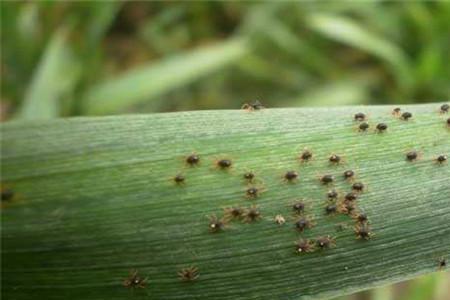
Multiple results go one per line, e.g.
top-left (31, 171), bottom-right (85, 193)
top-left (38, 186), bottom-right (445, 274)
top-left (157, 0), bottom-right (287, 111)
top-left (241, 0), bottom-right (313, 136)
top-left (123, 269), bottom-right (147, 289)
top-left (440, 104), bottom-right (449, 113)
top-left (376, 123), bottom-right (388, 132)
top-left (354, 112), bottom-right (366, 121)
top-left (401, 112), bottom-right (412, 120)
top-left (178, 266), bottom-right (199, 282)
top-left (1, 188), bottom-right (14, 201)
top-left (359, 122), bottom-right (369, 131)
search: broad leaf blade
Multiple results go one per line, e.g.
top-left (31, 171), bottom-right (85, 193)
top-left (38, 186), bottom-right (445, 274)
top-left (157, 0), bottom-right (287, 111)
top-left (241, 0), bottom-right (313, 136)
top-left (1, 104), bottom-right (449, 299)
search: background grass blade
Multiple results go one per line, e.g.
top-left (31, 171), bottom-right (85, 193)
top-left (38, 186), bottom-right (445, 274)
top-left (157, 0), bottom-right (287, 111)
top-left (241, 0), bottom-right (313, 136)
top-left (17, 27), bottom-right (80, 120)
top-left (2, 104), bottom-right (449, 300)
top-left (307, 14), bottom-right (414, 97)
top-left (82, 37), bottom-right (250, 115)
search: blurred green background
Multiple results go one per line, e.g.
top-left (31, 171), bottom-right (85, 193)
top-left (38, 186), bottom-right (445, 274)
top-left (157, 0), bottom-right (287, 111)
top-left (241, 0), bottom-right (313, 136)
top-left (0, 1), bottom-right (449, 299)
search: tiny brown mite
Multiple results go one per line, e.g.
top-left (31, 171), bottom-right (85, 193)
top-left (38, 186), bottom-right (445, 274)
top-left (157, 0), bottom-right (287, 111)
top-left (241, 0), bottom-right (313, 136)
top-left (1, 188), bottom-right (14, 202)
top-left (355, 224), bottom-right (372, 240)
top-left (329, 154), bottom-right (341, 164)
top-left (440, 104), bottom-right (449, 113)
top-left (242, 100), bottom-right (265, 111)
top-left (339, 200), bottom-right (356, 215)
top-left (401, 112), bottom-right (412, 120)
top-left (224, 207), bottom-right (244, 219)
top-left (295, 239), bottom-right (315, 254)
top-left (359, 122), bottom-right (369, 131)
top-left (186, 154), bottom-right (200, 166)
top-left (178, 266), bottom-right (199, 282)
top-left (316, 236), bottom-right (336, 249)
top-left (343, 170), bottom-right (355, 179)
top-left (243, 172), bottom-right (255, 181)
top-left (208, 215), bottom-right (227, 233)
top-left (300, 149), bottom-right (313, 161)
top-left (274, 214), bottom-right (286, 225)
top-left (354, 112), bottom-right (366, 121)
top-left (392, 107), bottom-right (401, 115)
top-left (325, 204), bottom-right (337, 215)
top-left (294, 217), bottom-right (314, 232)
top-left (376, 123), bottom-right (388, 132)
top-left (174, 174), bottom-right (185, 184)
top-left (355, 213), bottom-right (368, 223)
top-left (438, 258), bottom-right (447, 269)
top-left (352, 182), bottom-right (365, 192)
top-left (292, 201), bottom-right (305, 214)
top-left (246, 187), bottom-right (260, 199)
top-left (123, 269), bottom-right (147, 289)
top-left (320, 174), bottom-right (334, 185)
top-left (345, 192), bottom-right (358, 201)
top-left (327, 189), bottom-right (338, 200)
top-left (244, 205), bottom-right (261, 222)
top-left (447, 118), bottom-right (450, 127)
top-left (435, 155), bottom-right (448, 164)
top-left (217, 159), bottom-right (232, 169)
top-left (284, 170), bottom-right (299, 182)
top-left (406, 151), bottom-right (418, 162)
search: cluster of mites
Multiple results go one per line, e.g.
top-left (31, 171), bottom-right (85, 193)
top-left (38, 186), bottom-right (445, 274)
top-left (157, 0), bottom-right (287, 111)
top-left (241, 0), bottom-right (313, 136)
top-left (2, 103), bottom-right (449, 289)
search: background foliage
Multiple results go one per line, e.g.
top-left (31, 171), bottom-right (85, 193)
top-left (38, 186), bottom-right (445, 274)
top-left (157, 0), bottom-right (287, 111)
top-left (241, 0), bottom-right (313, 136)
top-left (1, 1), bottom-right (449, 299)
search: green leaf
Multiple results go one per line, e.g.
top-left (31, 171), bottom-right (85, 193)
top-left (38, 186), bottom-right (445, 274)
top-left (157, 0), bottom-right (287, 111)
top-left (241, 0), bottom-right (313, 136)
top-left (18, 27), bottom-right (80, 120)
top-left (82, 37), bottom-right (250, 115)
top-left (307, 14), bottom-right (414, 94)
top-left (2, 104), bottom-right (449, 299)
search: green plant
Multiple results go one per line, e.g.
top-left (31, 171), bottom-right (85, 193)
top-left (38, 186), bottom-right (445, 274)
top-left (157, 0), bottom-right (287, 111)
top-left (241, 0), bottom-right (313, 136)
top-left (2, 104), bottom-right (449, 299)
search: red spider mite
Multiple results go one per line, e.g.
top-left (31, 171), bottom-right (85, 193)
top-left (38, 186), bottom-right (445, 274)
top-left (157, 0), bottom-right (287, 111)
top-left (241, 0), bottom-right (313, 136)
top-left (295, 239), bottom-right (315, 254)
top-left (208, 215), bottom-right (227, 233)
top-left (185, 153), bottom-right (200, 166)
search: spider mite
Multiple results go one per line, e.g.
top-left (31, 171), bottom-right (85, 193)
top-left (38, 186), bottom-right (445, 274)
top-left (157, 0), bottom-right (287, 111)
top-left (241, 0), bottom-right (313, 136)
top-left (405, 150), bottom-right (419, 162)
top-left (355, 224), bottom-right (373, 240)
top-left (392, 107), bottom-right (401, 115)
top-left (244, 205), bottom-right (261, 222)
top-left (438, 257), bottom-right (447, 270)
top-left (329, 154), bottom-right (342, 164)
top-left (208, 215), bottom-right (227, 233)
top-left (401, 112), bottom-right (412, 121)
top-left (299, 149), bottom-right (313, 162)
top-left (186, 153), bottom-right (200, 166)
top-left (440, 103), bottom-right (449, 114)
top-left (295, 239), bottom-right (315, 254)
top-left (343, 170), bottom-right (355, 180)
top-left (291, 201), bottom-right (306, 214)
top-left (319, 174), bottom-right (334, 185)
top-left (274, 214), bottom-right (286, 225)
top-left (243, 171), bottom-right (255, 182)
top-left (1, 187), bottom-right (14, 202)
top-left (294, 216), bottom-right (314, 232)
top-left (434, 154), bottom-right (448, 164)
top-left (325, 203), bottom-right (338, 215)
top-left (376, 123), bottom-right (388, 133)
top-left (446, 118), bottom-right (450, 127)
top-left (245, 186), bottom-right (263, 199)
top-left (173, 174), bottom-right (185, 185)
top-left (358, 122), bottom-right (369, 132)
top-left (338, 200), bottom-right (356, 215)
top-left (242, 100), bottom-right (265, 111)
top-left (354, 212), bottom-right (369, 223)
top-left (316, 236), bottom-right (336, 249)
top-left (345, 192), bottom-right (358, 201)
top-left (216, 158), bottom-right (233, 170)
top-left (283, 170), bottom-right (299, 183)
top-left (352, 182), bottom-right (365, 192)
top-left (123, 269), bottom-right (147, 289)
top-left (224, 206), bottom-right (244, 220)
top-left (178, 266), bottom-right (199, 282)
top-left (327, 189), bottom-right (339, 200)
top-left (354, 112), bottom-right (366, 121)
